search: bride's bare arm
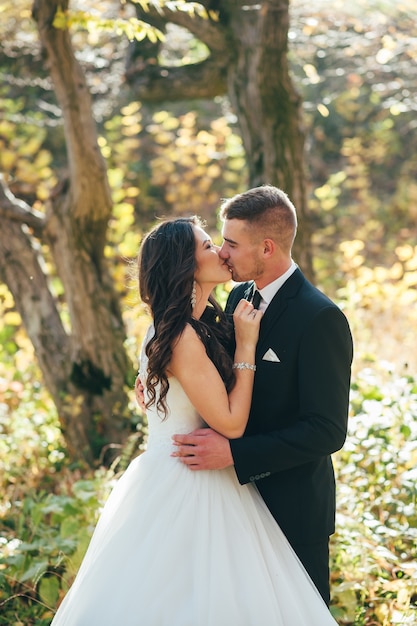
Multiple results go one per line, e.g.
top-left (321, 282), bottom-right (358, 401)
top-left (169, 299), bottom-right (262, 439)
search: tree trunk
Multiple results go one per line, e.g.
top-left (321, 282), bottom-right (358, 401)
top-left (225, 0), bottom-right (313, 275)
top-left (0, 0), bottom-right (133, 465)
top-left (126, 0), bottom-right (314, 278)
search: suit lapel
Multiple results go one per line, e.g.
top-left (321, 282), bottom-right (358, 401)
top-left (226, 271), bottom-right (306, 357)
top-left (257, 269), bottom-right (305, 349)
top-left (225, 281), bottom-right (254, 316)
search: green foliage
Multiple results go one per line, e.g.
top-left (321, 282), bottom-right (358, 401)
top-left (332, 243), bottom-right (417, 372)
top-left (130, 0), bottom-right (216, 20)
top-left (52, 0), bottom-right (217, 43)
top-left (53, 9), bottom-right (165, 43)
top-left (0, 94), bottom-right (56, 204)
top-left (0, 286), bottom-right (146, 623)
top-left (0, 471), bottom-right (115, 625)
top-left (0, 302), bottom-right (65, 483)
top-left (101, 100), bottom-right (246, 359)
top-left (293, 0), bottom-right (417, 265)
top-left (330, 363), bottom-right (417, 625)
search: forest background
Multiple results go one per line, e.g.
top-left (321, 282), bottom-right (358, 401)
top-left (0, 0), bottom-right (416, 624)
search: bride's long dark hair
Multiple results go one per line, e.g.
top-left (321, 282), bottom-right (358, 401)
top-left (138, 216), bottom-right (235, 417)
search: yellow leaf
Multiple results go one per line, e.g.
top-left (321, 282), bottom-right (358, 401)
top-left (121, 102), bottom-right (141, 116)
top-left (4, 312), bottom-right (22, 326)
top-left (153, 131), bottom-right (173, 145)
top-left (228, 157), bottom-right (246, 171)
top-left (388, 262), bottom-right (403, 280)
top-left (162, 116), bottom-right (180, 131)
top-left (108, 167), bottom-right (124, 187)
top-left (36, 152), bottom-right (53, 172)
top-left (206, 164), bottom-right (221, 178)
top-left (122, 123), bottom-right (142, 136)
top-left (153, 111), bottom-right (170, 124)
top-left (395, 244), bottom-right (414, 262)
top-left (19, 137), bottom-right (43, 158)
top-left (121, 114), bottom-right (141, 126)
top-left (0, 149), bottom-right (17, 170)
top-left (317, 103), bottom-right (330, 117)
top-left (403, 271), bottom-right (417, 287)
top-left (125, 187), bottom-right (140, 198)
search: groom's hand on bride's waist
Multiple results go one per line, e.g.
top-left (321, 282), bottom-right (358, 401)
top-left (135, 376), bottom-right (146, 412)
top-left (171, 429), bottom-right (233, 470)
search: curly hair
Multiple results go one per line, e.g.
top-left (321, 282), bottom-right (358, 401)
top-left (138, 217), bottom-right (235, 417)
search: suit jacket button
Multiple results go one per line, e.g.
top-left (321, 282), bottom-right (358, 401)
top-left (249, 476), bottom-right (255, 482)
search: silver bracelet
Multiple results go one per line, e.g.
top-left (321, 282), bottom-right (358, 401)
top-left (233, 362), bottom-right (256, 371)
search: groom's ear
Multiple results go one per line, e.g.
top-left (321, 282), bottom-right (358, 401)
top-left (262, 238), bottom-right (275, 258)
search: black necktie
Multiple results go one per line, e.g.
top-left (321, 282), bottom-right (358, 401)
top-left (252, 289), bottom-right (262, 310)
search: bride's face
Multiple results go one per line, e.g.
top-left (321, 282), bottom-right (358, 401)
top-left (193, 226), bottom-right (232, 287)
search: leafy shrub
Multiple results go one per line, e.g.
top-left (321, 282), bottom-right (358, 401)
top-left (0, 470), bottom-right (116, 625)
top-left (331, 363), bottom-right (417, 625)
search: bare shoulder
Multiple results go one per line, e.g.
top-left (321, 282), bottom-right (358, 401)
top-left (171, 323), bottom-right (205, 363)
top-left (175, 322), bottom-right (200, 345)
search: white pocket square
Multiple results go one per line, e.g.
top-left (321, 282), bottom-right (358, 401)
top-left (262, 348), bottom-right (280, 362)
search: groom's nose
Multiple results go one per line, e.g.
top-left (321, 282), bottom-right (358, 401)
top-left (218, 243), bottom-right (228, 259)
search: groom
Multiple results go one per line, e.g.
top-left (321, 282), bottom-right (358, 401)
top-left (172, 185), bottom-right (353, 604)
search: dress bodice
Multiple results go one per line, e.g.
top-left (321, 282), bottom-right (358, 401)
top-left (139, 325), bottom-right (206, 450)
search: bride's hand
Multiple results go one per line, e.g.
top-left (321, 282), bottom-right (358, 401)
top-left (233, 299), bottom-right (263, 348)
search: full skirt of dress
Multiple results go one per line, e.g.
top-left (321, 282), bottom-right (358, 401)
top-left (50, 340), bottom-right (338, 626)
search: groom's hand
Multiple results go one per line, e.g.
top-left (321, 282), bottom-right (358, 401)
top-left (171, 428), bottom-right (234, 470)
top-left (135, 376), bottom-right (146, 412)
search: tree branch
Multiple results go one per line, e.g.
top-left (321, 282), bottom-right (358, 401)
top-left (0, 176), bottom-right (45, 237)
top-left (126, 56), bottom-right (227, 100)
top-left (134, 4), bottom-right (227, 52)
top-left (125, 2), bottom-right (231, 99)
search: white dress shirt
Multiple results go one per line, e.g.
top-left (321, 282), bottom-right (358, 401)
top-left (256, 261), bottom-right (297, 312)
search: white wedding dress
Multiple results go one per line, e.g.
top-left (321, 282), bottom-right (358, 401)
top-left (51, 327), bottom-right (338, 626)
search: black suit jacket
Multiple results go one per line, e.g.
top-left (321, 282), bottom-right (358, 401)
top-left (226, 268), bottom-right (353, 545)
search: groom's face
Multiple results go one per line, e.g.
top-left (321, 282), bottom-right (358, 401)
top-left (219, 219), bottom-right (264, 283)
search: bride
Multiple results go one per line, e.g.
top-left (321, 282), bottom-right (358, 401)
top-left (50, 216), bottom-right (338, 625)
